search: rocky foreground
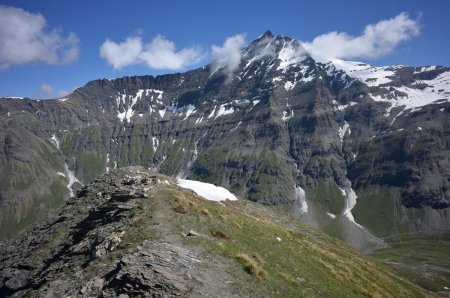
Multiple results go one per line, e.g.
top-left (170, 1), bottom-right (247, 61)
top-left (0, 167), bottom-right (431, 297)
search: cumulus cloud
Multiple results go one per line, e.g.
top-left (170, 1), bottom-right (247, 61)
top-left (40, 84), bottom-right (53, 96)
top-left (211, 34), bottom-right (246, 82)
top-left (99, 35), bottom-right (204, 70)
top-left (303, 12), bottom-right (420, 60)
top-left (0, 6), bottom-right (79, 70)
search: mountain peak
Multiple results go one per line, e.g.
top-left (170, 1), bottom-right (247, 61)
top-left (242, 31), bottom-right (308, 71)
top-left (260, 30), bottom-right (274, 39)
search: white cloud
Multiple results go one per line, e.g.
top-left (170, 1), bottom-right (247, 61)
top-left (99, 35), bottom-right (204, 70)
top-left (0, 6), bottom-right (79, 70)
top-left (40, 84), bottom-right (53, 96)
top-left (211, 34), bottom-right (246, 82)
top-left (303, 12), bottom-right (420, 60)
top-left (99, 37), bottom-right (142, 69)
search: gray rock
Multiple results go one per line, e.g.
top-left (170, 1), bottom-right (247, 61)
top-left (0, 31), bottom-right (448, 242)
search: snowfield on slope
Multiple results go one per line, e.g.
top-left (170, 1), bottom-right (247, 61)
top-left (177, 179), bottom-right (238, 202)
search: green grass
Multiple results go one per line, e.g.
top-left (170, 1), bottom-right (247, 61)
top-left (2, 168), bottom-right (433, 297)
top-left (75, 151), bottom-right (106, 183)
top-left (0, 179), bottom-right (68, 240)
top-left (369, 233), bottom-right (450, 293)
top-left (352, 186), bottom-right (426, 237)
top-left (157, 187), bottom-right (430, 297)
top-left (141, 141), bottom-right (155, 166)
top-left (161, 143), bottom-right (187, 174)
top-left (306, 180), bottom-right (345, 215)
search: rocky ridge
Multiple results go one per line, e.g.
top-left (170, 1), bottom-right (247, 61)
top-left (0, 167), bottom-right (431, 297)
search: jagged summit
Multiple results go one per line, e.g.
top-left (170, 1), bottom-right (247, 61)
top-left (260, 30), bottom-right (274, 39)
top-left (242, 31), bottom-right (308, 66)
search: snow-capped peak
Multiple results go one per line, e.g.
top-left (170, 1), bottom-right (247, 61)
top-left (315, 54), bottom-right (450, 117)
top-left (242, 33), bottom-right (308, 69)
top-left (325, 59), bottom-right (400, 87)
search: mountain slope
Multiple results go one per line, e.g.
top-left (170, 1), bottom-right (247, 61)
top-left (0, 167), bottom-right (431, 297)
top-left (0, 31), bottom-right (449, 245)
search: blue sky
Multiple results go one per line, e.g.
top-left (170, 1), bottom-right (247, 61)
top-left (0, 0), bottom-right (449, 98)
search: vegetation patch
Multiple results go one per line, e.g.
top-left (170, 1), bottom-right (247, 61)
top-left (210, 229), bottom-right (229, 239)
top-left (237, 253), bottom-right (267, 278)
top-left (76, 151), bottom-right (106, 183)
top-left (160, 185), bottom-right (428, 297)
top-left (306, 179), bottom-right (345, 214)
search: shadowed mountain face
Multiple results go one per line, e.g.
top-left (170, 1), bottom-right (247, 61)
top-left (0, 32), bottom-right (449, 245)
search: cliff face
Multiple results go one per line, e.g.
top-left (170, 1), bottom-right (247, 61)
top-left (0, 168), bottom-right (430, 297)
top-left (0, 32), bottom-right (449, 242)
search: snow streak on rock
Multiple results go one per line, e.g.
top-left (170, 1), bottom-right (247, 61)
top-left (295, 186), bottom-right (308, 215)
top-left (116, 89), bottom-right (164, 123)
top-left (340, 186), bottom-right (363, 228)
top-left (64, 163), bottom-right (81, 197)
top-left (50, 134), bottom-right (60, 150)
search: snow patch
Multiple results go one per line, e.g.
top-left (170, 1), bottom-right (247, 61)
top-left (284, 81), bottom-right (295, 91)
top-left (215, 104), bottom-right (235, 119)
top-left (277, 40), bottom-right (307, 72)
top-left (252, 100), bottom-right (261, 106)
top-left (146, 89), bottom-right (163, 99)
top-left (116, 89), bottom-right (161, 123)
top-left (59, 97), bottom-right (68, 102)
top-left (183, 105), bottom-right (196, 120)
top-left (333, 100), bottom-right (358, 111)
top-left (165, 104), bottom-right (197, 119)
top-left (106, 153), bottom-right (110, 172)
top-left (231, 121), bottom-right (242, 131)
top-left (195, 117), bottom-right (204, 125)
top-left (326, 212), bottom-right (336, 219)
top-left (282, 110), bottom-right (294, 121)
top-left (177, 179), bottom-right (238, 202)
top-left (158, 109), bottom-right (166, 118)
top-left (56, 172), bottom-right (66, 178)
top-left (413, 66), bottom-right (436, 74)
top-left (342, 187), bottom-right (362, 228)
top-left (369, 70), bottom-right (450, 116)
top-left (329, 59), bottom-right (398, 87)
top-left (338, 122), bottom-right (350, 142)
top-left (50, 134), bottom-right (60, 150)
top-left (208, 105), bottom-right (217, 119)
top-left (272, 77), bottom-right (282, 82)
top-left (64, 163), bottom-right (81, 197)
top-left (152, 137), bottom-right (159, 152)
top-left (295, 186), bottom-right (308, 214)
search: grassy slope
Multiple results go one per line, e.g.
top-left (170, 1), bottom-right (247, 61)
top-left (351, 185), bottom-right (450, 294)
top-left (3, 169), bottom-right (432, 297)
top-left (369, 233), bottom-right (450, 294)
top-left (154, 181), bottom-right (430, 297)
